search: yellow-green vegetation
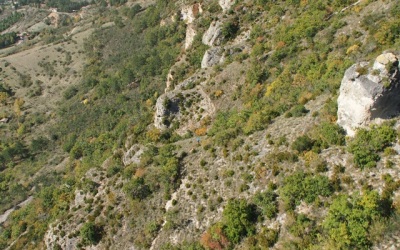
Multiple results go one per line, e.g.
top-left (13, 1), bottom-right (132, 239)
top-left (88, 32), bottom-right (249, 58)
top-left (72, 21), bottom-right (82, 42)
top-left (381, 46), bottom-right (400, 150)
top-left (348, 123), bottom-right (397, 168)
top-left (1, 0), bottom-right (400, 249)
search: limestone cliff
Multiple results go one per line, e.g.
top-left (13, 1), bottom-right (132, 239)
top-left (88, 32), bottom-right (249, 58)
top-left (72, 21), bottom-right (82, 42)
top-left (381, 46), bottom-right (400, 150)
top-left (337, 52), bottom-right (400, 136)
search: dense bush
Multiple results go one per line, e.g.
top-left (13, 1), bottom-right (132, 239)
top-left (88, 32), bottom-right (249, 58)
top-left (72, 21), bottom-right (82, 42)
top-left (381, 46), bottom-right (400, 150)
top-left (253, 190), bottom-right (278, 219)
top-left (312, 122), bottom-right (346, 149)
top-left (323, 191), bottom-right (392, 248)
top-left (291, 135), bottom-right (315, 153)
top-left (221, 18), bottom-right (240, 40)
top-left (0, 13), bottom-right (23, 32)
top-left (123, 177), bottom-right (151, 200)
top-left (0, 32), bottom-right (17, 49)
top-left (187, 34), bottom-right (209, 69)
top-left (348, 124), bottom-right (396, 168)
top-left (280, 172), bottom-right (333, 209)
top-left (222, 199), bottom-right (258, 244)
top-left (30, 136), bottom-right (50, 153)
top-left (285, 104), bottom-right (309, 117)
top-left (287, 213), bottom-right (318, 247)
top-left (80, 222), bottom-right (102, 246)
top-left (244, 228), bottom-right (279, 248)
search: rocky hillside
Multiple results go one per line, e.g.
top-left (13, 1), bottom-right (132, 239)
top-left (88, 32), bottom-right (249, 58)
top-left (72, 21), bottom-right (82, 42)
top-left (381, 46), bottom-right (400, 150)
top-left (1, 0), bottom-right (400, 250)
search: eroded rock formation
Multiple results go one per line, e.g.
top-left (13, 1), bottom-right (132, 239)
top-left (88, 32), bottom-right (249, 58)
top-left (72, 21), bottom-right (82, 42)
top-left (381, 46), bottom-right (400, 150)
top-left (181, 3), bottom-right (203, 50)
top-left (154, 76), bottom-right (215, 136)
top-left (202, 21), bottom-right (223, 46)
top-left (337, 52), bottom-right (400, 136)
top-left (201, 47), bottom-right (224, 68)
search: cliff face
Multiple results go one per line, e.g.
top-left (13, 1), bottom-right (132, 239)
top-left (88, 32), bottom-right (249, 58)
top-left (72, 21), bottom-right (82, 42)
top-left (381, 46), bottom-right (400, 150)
top-left (181, 3), bottom-right (202, 50)
top-left (337, 53), bottom-right (400, 136)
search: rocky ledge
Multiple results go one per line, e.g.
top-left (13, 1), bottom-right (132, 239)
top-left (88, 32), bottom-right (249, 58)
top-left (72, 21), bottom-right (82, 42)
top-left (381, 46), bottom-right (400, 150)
top-left (337, 52), bottom-right (400, 136)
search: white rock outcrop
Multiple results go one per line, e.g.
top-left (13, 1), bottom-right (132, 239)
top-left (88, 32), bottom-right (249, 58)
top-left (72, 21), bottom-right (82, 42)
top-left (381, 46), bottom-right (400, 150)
top-left (181, 3), bottom-right (202, 24)
top-left (201, 47), bottom-right (224, 68)
top-left (185, 24), bottom-right (197, 50)
top-left (202, 21), bottom-right (223, 46)
top-left (337, 52), bottom-right (400, 136)
top-left (181, 3), bottom-right (202, 50)
top-left (165, 69), bottom-right (174, 92)
top-left (219, 0), bottom-right (235, 12)
top-left (154, 75), bottom-right (215, 135)
top-left (123, 144), bottom-right (145, 166)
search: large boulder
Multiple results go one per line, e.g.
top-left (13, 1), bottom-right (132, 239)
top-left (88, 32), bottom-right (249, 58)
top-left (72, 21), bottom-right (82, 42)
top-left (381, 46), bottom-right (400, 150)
top-left (154, 93), bottom-right (180, 130)
top-left (202, 21), bottom-right (223, 46)
top-left (337, 52), bottom-right (400, 136)
top-left (201, 47), bottom-right (224, 68)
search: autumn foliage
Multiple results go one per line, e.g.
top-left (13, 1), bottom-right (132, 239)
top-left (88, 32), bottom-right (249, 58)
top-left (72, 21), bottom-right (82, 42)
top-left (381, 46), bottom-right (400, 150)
top-left (200, 224), bottom-right (230, 250)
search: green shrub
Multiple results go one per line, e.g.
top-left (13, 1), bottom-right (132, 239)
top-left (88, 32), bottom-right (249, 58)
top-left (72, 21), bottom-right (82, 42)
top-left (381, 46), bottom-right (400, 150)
top-left (30, 136), bottom-right (50, 153)
top-left (285, 104), bottom-right (309, 118)
top-left (80, 222), bottom-right (102, 246)
top-left (63, 86), bottom-right (78, 100)
top-left (221, 18), bottom-right (240, 40)
top-left (208, 2), bottom-right (222, 13)
top-left (123, 177), bottom-right (151, 200)
top-left (253, 190), bottom-right (278, 219)
top-left (288, 213), bottom-right (318, 247)
top-left (312, 122), bottom-right (346, 148)
top-left (187, 34), bottom-right (209, 68)
top-left (291, 135), bottom-right (314, 153)
top-left (106, 164), bottom-right (122, 177)
top-left (269, 151), bottom-right (298, 163)
top-left (222, 199), bottom-right (258, 244)
top-left (323, 191), bottom-right (391, 248)
top-left (280, 172), bottom-right (333, 210)
top-left (348, 124), bottom-right (396, 168)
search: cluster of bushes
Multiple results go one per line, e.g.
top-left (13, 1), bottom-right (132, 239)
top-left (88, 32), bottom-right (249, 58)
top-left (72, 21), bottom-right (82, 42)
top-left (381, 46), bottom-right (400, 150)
top-left (19, 0), bottom-right (89, 12)
top-left (208, 109), bottom-right (275, 146)
top-left (0, 83), bottom-right (13, 96)
top-left (348, 123), bottom-right (397, 168)
top-left (216, 0), bottom-right (362, 148)
top-left (80, 221), bottom-right (103, 246)
top-left (323, 191), bottom-right (392, 248)
top-left (280, 171), bottom-right (333, 210)
top-left (0, 13), bottom-right (23, 32)
top-left (0, 32), bottom-right (17, 49)
top-left (2, 0), bottom-right (400, 248)
top-left (123, 144), bottom-right (184, 202)
top-left (201, 194), bottom-right (280, 249)
top-left (362, 4), bottom-right (400, 46)
top-left (0, 1), bottom-right (186, 247)
top-left (201, 199), bottom-right (258, 248)
top-left (253, 189), bottom-right (278, 219)
top-left (0, 140), bottom-right (28, 168)
top-left (291, 122), bottom-right (346, 154)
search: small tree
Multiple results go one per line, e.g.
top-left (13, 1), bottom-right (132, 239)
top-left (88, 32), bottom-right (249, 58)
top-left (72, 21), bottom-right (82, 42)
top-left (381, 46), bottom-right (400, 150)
top-left (80, 222), bottom-right (102, 246)
top-left (123, 177), bottom-right (151, 200)
top-left (253, 190), bottom-right (278, 219)
top-left (323, 191), bottom-right (390, 248)
top-left (291, 135), bottom-right (314, 153)
top-left (222, 18), bottom-right (239, 40)
top-left (222, 199), bottom-right (257, 244)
